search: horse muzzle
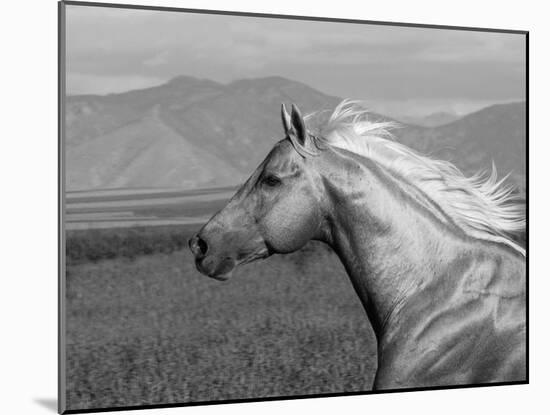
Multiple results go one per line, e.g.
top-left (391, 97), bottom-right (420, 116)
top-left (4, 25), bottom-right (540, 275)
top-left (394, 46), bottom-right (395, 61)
top-left (189, 233), bottom-right (236, 280)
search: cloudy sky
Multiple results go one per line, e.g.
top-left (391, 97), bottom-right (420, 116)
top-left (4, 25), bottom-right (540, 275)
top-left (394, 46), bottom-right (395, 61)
top-left (65, 4), bottom-right (526, 117)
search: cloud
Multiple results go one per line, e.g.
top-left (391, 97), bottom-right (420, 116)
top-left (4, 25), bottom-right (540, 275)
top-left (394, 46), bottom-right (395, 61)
top-left (64, 3), bottom-right (526, 102)
top-left (143, 51), bottom-right (169, 67)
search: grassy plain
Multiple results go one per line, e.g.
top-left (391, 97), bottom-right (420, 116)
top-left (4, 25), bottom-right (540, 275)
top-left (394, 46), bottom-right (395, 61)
top-left (65, 226), bottom-right (377, 411)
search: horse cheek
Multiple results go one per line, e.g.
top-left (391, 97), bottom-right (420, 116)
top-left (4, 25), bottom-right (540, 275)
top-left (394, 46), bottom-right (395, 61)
top-left (262, 203), bottom-right (316, 253)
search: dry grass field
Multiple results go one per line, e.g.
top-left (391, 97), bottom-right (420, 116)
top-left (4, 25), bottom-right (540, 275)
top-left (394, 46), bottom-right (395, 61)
top-left (65, 226), bottom-right (377, 411)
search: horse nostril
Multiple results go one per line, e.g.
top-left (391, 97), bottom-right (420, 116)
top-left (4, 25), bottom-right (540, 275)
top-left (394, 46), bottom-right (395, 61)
top-left (196, 236), bottom-right (208, 256)
top-left (190, 234), bottom-right (209, 257)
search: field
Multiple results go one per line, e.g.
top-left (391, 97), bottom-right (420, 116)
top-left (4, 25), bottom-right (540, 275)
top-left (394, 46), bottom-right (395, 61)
top-left (65, 211), bottom-right (377, 411)
top-left (65, 186), bottom-right (237, 230)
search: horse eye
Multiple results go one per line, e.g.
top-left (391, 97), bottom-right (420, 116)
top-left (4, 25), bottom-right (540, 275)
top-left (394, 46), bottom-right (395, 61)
top-left (262, 174), bottom-right (282, 187)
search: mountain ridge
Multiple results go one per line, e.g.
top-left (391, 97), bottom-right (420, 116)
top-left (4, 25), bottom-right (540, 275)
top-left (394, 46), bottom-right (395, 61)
top-left (66, 75), bottom-right (526, 194)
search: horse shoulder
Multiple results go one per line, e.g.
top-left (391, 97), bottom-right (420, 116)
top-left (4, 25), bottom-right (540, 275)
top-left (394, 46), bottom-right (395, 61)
top-left (375, 244), bottom-right (526, 389)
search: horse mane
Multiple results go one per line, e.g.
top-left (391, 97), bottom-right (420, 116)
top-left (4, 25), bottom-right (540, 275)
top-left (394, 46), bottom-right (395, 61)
top-left (304, 100), bottom-right (526, 256)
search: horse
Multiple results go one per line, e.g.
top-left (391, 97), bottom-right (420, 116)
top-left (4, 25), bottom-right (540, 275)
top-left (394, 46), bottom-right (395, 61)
top-left (188, 100), bottom-right (526, 390)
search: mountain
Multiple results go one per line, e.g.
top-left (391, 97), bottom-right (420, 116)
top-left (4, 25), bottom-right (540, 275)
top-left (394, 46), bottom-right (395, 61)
top-left (66, 76), bottom-right (526, 195)
top-left (395, 111), bottom-right (461, 127)
top-left (65, 76), bottom-right (340, 190)
top-left (392, 102), bottom-right (526, 194)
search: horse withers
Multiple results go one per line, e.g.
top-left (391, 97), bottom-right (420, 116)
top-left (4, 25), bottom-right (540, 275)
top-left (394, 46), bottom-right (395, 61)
top-left (188, 101), bottom-right (526, 390)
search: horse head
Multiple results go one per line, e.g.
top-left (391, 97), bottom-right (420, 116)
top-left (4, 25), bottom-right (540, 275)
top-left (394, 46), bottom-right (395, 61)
top-left (189, 104), bottom-right (324, 280)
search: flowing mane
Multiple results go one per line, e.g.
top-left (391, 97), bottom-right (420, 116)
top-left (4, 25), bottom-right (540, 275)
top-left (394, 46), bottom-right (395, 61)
top-left (304, 100), bottom-right (526, 256)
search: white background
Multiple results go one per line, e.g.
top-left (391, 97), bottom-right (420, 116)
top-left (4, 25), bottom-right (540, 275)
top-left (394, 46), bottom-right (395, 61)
top-left (1, 0), bottom-right (547, 414)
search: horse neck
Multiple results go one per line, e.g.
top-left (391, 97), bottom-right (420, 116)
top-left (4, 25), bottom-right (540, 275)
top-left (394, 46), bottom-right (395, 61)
top-left (316, 149), bottom-right (469, 338)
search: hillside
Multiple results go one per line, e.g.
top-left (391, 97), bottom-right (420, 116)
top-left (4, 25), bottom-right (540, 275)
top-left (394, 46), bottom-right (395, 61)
top-left (393, 102), bottom-right (526, 194)
top-left (66, 76), bottom-right (340, 190)
top-left (395, 111), bottom-right (461, 127)
top-left (66, 76), bottom-right (526, 194)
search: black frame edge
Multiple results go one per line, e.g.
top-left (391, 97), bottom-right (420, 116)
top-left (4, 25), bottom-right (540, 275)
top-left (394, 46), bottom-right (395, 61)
top-left (64, 381), bottom-right (528, 414)
top-left (61, 0), bottom-right (528, 34)
top-left (58, 1), bottom-right (67, 413)
top-left (524, 31), bottom-right (529, 384)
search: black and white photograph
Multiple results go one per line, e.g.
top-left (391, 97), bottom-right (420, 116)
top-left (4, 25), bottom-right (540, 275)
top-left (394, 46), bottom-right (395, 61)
top-left (59, 1), bottom-right (527, 413)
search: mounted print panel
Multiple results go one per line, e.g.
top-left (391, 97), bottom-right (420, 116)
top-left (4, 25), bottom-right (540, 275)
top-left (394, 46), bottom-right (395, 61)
top-left (59, 1), bottom-right (527, 413)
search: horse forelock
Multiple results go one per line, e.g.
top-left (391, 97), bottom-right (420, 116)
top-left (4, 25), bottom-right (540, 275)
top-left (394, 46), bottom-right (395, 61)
top-left (301, 100), bottom-right (526, 256)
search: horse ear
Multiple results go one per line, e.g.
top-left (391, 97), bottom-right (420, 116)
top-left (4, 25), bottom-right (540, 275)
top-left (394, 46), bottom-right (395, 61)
top-left (290, 104), bottom-right (307, 145)
top-left (281, 103), bottom-right (292, 134)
